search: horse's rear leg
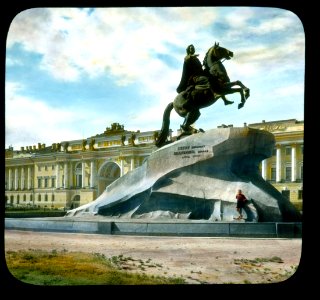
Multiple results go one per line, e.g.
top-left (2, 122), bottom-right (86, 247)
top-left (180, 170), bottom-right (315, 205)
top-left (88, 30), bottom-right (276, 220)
top-left (181, 109), bottom-right (201, 133)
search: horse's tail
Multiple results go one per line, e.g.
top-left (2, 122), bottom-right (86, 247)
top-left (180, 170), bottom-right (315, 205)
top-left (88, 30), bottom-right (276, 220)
top-left (155, 102), bottom-right (174, 148)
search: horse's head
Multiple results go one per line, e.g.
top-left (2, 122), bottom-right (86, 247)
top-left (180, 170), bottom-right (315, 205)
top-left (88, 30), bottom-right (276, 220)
top-left (212, 42), bottom-right (233, 60)
top-left (203, 42), bottom-right (234, 70)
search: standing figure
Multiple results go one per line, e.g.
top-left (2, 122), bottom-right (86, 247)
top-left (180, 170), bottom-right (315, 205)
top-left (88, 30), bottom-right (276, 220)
top-left (235, 189), bottom-right (247, 220)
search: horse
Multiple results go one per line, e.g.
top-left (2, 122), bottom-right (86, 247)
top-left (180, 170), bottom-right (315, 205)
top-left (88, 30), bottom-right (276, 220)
top-left (203, 42), bottom-right (250, 109)
top-left (155, 43), bottom-right (250, 148)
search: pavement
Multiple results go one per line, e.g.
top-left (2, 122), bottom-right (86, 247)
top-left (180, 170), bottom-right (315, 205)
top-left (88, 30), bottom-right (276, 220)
top-left (4, 229), bottom-right (302, 284)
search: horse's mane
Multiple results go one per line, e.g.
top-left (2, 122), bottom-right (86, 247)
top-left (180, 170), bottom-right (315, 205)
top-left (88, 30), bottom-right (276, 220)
top-left (203, 48), bottom-right (210, 70)
top-left (203, 46), bottom-right (218, 70)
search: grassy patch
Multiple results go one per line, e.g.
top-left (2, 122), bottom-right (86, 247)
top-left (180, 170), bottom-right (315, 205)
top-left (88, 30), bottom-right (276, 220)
top-left (5, 249), bottom-right (185, 285)
top-left (234, 256), bottom-right (284, 266)
top-left (233, 256), bottom-right (297, 283)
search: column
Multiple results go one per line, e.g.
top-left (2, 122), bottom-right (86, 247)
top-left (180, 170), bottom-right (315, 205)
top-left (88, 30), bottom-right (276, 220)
top-left (131, 158), bottom-right (135, 171)
top-left (56, 163), bottom-right (60, 188)
top-left (82, 162), bottom-right (86, 188)
top-left (64, 162), bottom-right (69, 188)
top-left (21, 168), bottom-right (25, 190)
top-left (276, 146), bottom-right (281, 183)
top-left (261, 159), bottom-right (267, 180)
top-left (14, 168), bottom-right (19, 190)
top-left (291, 144), bottom-right (297, 182)
top-left (27, 166), bottom-right (32, 189)
top-left (8, 168), bottom-right (12, 190)
top-left (120, 158), bottom-right (124, 177)
top-left (90, 160), bottom-right (96, 188)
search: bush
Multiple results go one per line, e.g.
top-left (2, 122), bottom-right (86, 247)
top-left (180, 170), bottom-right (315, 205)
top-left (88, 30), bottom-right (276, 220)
top-left (5, 209), bottom-right (66, 218)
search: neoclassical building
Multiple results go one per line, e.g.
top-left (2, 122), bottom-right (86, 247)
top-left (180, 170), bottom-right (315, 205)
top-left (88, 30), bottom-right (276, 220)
top-left (5, 119), bottom-right (303, 210)
top-left (5, 123), bottom-right (162, 210)
top-left (248, 119), bottom-right (303, 204)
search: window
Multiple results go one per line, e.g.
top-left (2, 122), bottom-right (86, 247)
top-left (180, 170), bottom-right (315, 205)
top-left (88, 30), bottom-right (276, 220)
top-left (30, 194), bottom-right (33, 202)
top-left (271, 167), bottom-right (276, 181)
top-left (300, 165), bottom-right (303, 180)
top-left (285, 147), bottom-right (291, 156)
top-left (52, 194), bottom-right (55, 202)
top-left (38, 178), bottom-right (42, 188)
top-left (44, 178), bottom-right (48, 188)
top-left (285, 167), bottom-right (291, 181)
top-left (298, 190), bottom-right (303, 200)
top-left (38, 194), bottom-right (41, 202)
top-left (75, 163), bottom-right (82, 188)
top-left (51, 178), bottom-right (55, 188)
top-left (23, 194), bottom-right (26, 201)
top-left (45, 165), bottom-right (48, 171)
top-left (45, 194), bottom-right (48, 201)
top-left (52, 165), bottom-right (55, 170)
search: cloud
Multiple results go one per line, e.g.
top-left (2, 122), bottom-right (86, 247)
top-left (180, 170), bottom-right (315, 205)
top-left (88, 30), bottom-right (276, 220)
top-left (273, 83), bottom-right (304, 98)
top-left (5, 81), bottom-right (82, 148)
top-left (6, 7), bottom-right (305, 149)
top-left (7, 8), bottom-right (217, 84)
top-left (7, 7), bottom-right (304, 94)
top-left (250, 11), bottom-right (302, 35)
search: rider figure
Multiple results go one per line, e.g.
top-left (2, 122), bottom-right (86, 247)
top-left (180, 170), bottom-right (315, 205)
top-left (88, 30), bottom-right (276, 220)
top-left (177, 44), bottom-right (233, 107)
top-left (176, 44), bottom-right (203, 94)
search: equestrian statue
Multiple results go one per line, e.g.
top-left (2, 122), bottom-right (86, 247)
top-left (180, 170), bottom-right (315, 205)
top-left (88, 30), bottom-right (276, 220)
top-left (155, 42), bottom-right (250, 148)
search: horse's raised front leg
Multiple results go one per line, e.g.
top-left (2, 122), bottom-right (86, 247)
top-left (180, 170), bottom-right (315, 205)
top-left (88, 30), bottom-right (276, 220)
top-left (222, 86), bottom-right (246, 109)
top-left (221, 95), bottom-right (234, 106)
top-left (226, 81), bottom-right (250, 99)
top-left (235, 80), bottom-right (250, 99)
top-left (224, 81), bottom-right (249, 109)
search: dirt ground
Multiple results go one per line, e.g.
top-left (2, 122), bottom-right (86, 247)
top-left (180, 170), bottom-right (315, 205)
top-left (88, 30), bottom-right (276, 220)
top-left (4, 229), bottom-right (302, 285)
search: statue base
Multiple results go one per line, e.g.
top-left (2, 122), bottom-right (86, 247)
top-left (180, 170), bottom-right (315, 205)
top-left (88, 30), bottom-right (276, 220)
top-left (66, 127), bottom-right (301, 222)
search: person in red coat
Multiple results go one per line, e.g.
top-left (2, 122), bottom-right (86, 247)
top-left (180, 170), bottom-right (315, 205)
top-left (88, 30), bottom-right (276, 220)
top-left (235, 189), bottom-right (247, 220)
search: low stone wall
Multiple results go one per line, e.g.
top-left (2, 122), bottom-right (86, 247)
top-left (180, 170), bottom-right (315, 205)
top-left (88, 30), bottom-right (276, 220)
top-left (5, 218), bottom-right (302, 238)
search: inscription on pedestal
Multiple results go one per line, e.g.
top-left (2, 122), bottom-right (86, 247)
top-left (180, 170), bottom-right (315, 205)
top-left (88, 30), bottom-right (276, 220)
top-left (173, 145), bottom-right (212, 159)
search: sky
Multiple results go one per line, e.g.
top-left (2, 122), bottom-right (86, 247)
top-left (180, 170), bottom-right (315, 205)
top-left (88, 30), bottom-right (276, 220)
top-left (5, 7), bottom-right (305, 150)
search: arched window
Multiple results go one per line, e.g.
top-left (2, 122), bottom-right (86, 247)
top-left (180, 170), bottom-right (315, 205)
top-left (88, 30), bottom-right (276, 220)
top-left (70, 195), bottom-right (80, 209)
top-left (97, 162), bottom-right (121, 196)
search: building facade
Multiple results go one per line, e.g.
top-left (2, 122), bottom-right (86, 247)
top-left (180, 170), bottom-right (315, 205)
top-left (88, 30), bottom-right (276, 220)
top-left (5, 123), bottom-right (161, 210)
top-left (248, 119), bottom-right (303, 205)
top-left (5, 119), bottom-right (303, 210)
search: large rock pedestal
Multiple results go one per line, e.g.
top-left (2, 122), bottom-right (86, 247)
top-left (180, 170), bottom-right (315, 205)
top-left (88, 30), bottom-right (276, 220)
top-left (66, 127), bottom-right (301, 222)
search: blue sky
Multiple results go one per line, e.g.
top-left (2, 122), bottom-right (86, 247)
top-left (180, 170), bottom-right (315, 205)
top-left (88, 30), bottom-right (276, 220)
top-left (5, 7), bottom-right (305, 150)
